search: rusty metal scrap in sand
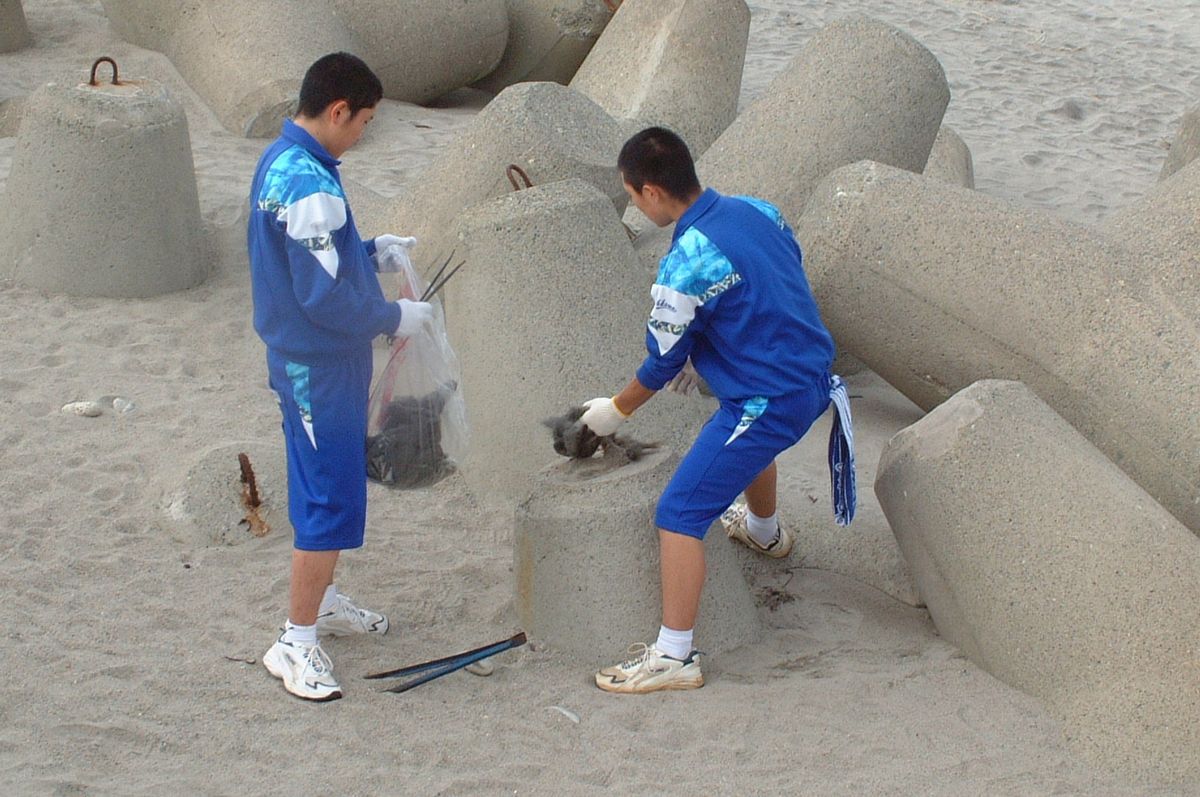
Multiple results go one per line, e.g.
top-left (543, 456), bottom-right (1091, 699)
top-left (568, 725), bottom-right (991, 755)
top-left (237, 452), bottom-right (270, 537)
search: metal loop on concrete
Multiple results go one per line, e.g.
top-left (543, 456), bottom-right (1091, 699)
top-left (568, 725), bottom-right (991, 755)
top-left (506, 164), bottom-right (533, 191)
top-left (89, 57), bottom-right (120, 86)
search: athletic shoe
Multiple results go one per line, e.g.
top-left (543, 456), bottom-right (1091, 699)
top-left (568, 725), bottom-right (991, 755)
top-left (316, 591), bottom-right (390, 637)
top-left (720, 500), bottom-right (794, 559)
top-left (263, 635), bottom-right (342, 702)
top-left (594, 643), bottom-right (703, 694)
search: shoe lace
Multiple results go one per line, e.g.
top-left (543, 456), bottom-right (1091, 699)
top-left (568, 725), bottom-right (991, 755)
top-left (619, 642), bottom-right (653, 669)
top-left (305, 643), bottom-right (333, 676)
top-left (334, 592), bottom-right (369, 622)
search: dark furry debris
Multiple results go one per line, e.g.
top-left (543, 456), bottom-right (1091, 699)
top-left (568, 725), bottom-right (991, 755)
top-left (543, 406), bottom-right (660, 463)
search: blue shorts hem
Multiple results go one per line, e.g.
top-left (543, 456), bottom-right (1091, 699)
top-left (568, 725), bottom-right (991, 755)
top-left (292, 534), bottom-right (365, 552)
top-left (654, 515), bottom-right (713, 540)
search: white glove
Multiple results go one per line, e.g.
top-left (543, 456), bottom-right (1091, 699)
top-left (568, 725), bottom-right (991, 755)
top-left (373, 234), bottom-right (417, 273)
top-left (580, 397), bottom-right (630, 437)
top-left (666, 359), bottom-right (702, 395)
top-left (394, 298), bottom-right (433, 338)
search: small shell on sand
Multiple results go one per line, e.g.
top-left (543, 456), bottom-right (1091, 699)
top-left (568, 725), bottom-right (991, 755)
top-left (546, 705), bottom-right (580, 724)
top-left (61, 400), bottom-right (103, 417)
top-left (465, 660), bottom-right (494, 677)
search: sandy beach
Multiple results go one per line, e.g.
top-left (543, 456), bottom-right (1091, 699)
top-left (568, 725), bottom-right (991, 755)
top-left (1, 0), bottom-right (1198, 794)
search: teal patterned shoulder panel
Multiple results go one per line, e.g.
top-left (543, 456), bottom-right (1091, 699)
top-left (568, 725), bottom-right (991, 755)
top-left (658, 227), bottom-right (739, 298)
top-left (257, 144), bottom-right (344, 215)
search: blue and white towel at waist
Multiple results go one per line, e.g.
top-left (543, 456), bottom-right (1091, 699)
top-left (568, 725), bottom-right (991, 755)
top-left (827, 375), bottom-right (856, 526)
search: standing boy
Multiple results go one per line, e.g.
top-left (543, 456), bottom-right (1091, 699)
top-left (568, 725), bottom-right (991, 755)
top-left (580, 127), bottom-right (855, 694)
top-left (248, 52), bottom-right (430, 701)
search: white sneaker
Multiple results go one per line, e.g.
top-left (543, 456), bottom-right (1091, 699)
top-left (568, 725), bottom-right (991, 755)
top-left (595, 643), bottom-right (703, 694)
top-left (263, 636), bottom-right (342, 702)
top-left (721, 501), bottom-right (794, 559)
top-left (316, 591), bottom-right (390, 637)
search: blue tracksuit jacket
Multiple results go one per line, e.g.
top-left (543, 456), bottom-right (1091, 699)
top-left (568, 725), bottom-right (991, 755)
top-left (247, 119), bottom-right (400, 366)
top-left (636, 188), bottom-right (835, 400)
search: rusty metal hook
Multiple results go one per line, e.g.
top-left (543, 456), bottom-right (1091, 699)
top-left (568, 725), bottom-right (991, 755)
top-left (89, 56), bottom-right (120, 86)
top-left (602, 0), bottom-right (622, 12)
top-left (506, 164), bottom-right (533, 192)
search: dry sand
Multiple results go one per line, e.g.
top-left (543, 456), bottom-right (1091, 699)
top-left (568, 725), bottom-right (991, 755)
top-left (1, 0), bottom-right (1198, 794)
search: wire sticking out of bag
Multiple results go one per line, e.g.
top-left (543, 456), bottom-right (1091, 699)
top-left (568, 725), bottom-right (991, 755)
top-left (385, 251), bottom-right (466, 346)
top-left (420, 248), bottom-right (465, 302)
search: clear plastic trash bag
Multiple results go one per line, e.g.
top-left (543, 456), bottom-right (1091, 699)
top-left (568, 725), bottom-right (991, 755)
top-left (366, 248), bottom-right (468, 488)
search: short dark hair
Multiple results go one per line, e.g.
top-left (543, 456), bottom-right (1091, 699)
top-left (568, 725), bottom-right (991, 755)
top-left (617, 127), bottom-right (701, 201)
top-left (296, 52), bottom-right (383, 119)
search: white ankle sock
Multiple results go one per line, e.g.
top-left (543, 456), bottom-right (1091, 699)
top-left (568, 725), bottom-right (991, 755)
top-left (746, 510), bottom-right (779, 546)
top-left (283, 621), bottom-right (317, 647)
top-left (319, 583), bottom-right (338, 613)
top-left (655, 625), bottom-right (693, 660)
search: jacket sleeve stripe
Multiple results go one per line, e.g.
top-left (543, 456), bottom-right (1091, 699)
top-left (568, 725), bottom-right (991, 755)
top-left (282, 192), bottom-right (346, 279)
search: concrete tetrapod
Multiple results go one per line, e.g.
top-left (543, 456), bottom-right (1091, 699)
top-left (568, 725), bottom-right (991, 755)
top-left (329, 0), bottom-right (508, 103)
top-left (384, 81), bottom-right (628, 274)
top-left (97, 0), bottom-right (179, 51)
top-left (1103, 156), bottom-right (1200, 322)
top-left (100, 0), bottom-right (508, 136)
top-left (570, 0), bottom-right (750, 156)
top-left (625, 14), bottom-right (949, 263)
top-left (697, 14), bottom-right (948, 223)
top-left (516, 447), bottom-right (762, 668)
top-left (101, 0), bottom-right (358, 138)
top-left (922, 125), bottom-right (974, 189)
top-left (875, 380), bottom-right (1200, 783)
top-left (1158, 104), bottom-right (1200, 181)
top-left (447, 178), bottom-right (712, 504)
top-left (1, 0), bottom-right (32, 52)
top-left (1, 76), bottom-right (206, 297)
top-left (619, 14), bottom-right (945, 258)
top-left (798, 160), bottom-right (1200, 536)
top-left (474, 0), bottom-right (612, 94)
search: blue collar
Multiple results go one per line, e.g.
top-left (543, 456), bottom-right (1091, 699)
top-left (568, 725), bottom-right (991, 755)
top-left (280, 118), bottom-right (340, 169)
top-left (672, 188), bottom-right (720, 243)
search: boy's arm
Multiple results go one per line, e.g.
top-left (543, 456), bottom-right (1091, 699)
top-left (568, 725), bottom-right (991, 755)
top-left (282, 191), bottom-right (401, 338)
top-left (636, 229), bottom-right (740, 390)
top-left (613, 377), bottom-right (657, 416)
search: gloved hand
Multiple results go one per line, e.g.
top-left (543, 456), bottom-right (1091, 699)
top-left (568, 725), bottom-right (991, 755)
top-left (394, 298), bottom-right (433, 338)
top-left (373, 234), bottom-right (417, 273)
top-left (666, 359), bottom-right (702, 395)
top-left (579, 397), bottom-right (630, 437)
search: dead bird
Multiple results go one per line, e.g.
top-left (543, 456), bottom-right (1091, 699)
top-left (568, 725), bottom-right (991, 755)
top-left (367, 382), bottom-right (458, 488)
top-left (543, 406), bottom-right (660, 463)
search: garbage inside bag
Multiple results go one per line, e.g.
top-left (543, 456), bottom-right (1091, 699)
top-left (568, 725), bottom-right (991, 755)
top-left (367, 382), bottom-right (459, 488)
top-left (365, 248), bottom-right (467, 489)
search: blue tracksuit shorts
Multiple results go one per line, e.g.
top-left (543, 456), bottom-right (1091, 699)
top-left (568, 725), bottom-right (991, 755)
top-left (268, 348), bottom-right (371, 551)
top-left (656, 375), bottom-right (832, 539)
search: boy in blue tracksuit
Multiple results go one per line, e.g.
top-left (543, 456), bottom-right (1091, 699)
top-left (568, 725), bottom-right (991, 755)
top-left (248, 52), bottom-right (431, 702)
top-left (581, 127), bottom-right (855, 694)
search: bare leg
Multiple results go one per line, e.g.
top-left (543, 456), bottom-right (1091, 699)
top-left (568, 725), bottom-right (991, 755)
top-left (289, 549), bottom-right (340, 626)
top-left (659, 530), bottom-right (706, 630)
top-left (744, 460), bottom-right (777, 518)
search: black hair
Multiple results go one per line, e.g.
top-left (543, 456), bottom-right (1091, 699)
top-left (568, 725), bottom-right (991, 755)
top-left (296, 52), bottom-right (383, 119)
top-left (617, 126), bottom-right (701, 201)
